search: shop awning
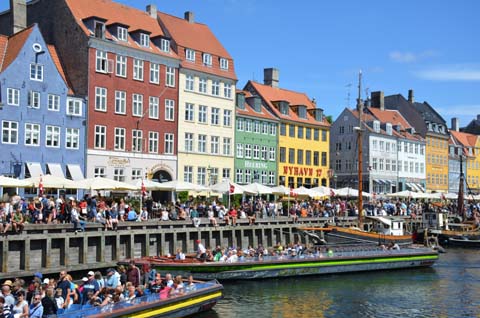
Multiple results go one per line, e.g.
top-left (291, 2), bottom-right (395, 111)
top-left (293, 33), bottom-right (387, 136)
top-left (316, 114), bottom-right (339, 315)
top-left (66, 164), bottom-right (85, 181)
top-left (46, 163), bottom-right (65, 178)
top-left (26, 162), bottom-right (44, 178)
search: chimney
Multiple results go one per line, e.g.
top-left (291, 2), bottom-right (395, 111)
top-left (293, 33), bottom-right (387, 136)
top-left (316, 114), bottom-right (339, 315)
top-left (451, 117), bottom-right (459, 132)
top-left (264, 68), bottom-right (279, 88)
top-left (146, 4), bottom-right (157, 18)
top-left (10, 0), bottom-right (27, 34)
top-left (371, 91), bottom-right (384, 111)
top-left (184, 11), bottom-right (194, 23)
top-left (408, 89), bottom-right (414, 103)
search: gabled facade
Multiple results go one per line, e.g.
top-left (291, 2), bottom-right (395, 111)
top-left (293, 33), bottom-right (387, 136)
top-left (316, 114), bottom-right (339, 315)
top-left (245, 69), bottom-right (330, 188)
top-left (0, 24), bottom-right (85, 194)
top-left (0, 0), bottom-right (182, 193)
top-left (449, 128), bottom-right (479, 193)
top-left (234, 90), bottom-right (278, 185)
top-left (157, 11), bottom-right (236, 187)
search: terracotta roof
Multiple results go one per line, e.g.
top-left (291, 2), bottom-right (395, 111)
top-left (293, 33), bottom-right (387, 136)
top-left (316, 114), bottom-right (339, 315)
top-left (0, 35), bottom-right (7, 70)
top-left (450, 130), bottom-right (478, 147)
top-left (0, 25), bottom-right (34, 72)
top-left (247, 81), bottom-right (330, 127)
top-left (236, 90), bottom-right (278, 121)
top-left (47, 45), bottom-right (74, 95)
top-left (368, 108), bottom-right (412, 129)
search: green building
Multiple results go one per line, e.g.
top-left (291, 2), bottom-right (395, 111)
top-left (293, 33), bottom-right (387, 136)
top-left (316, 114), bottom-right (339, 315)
top-left (235, 91), bottom-right (279, 185)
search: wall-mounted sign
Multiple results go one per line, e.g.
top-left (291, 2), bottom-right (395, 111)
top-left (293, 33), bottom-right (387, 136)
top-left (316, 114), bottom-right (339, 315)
top-left (108, 157), bottom-right (130, 167)
top-left (244, 161), bottom-right (268, 169)
top-left (282, 166), bottom-right (323, 177)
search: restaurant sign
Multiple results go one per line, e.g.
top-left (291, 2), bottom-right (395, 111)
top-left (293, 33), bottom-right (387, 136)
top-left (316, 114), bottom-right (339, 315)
top-left (282, 166), bottom-right (323, 177)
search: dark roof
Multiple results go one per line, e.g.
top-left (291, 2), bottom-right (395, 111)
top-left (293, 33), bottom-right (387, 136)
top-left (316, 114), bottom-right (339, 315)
top-left (461, 115), bottom-right (480, 135)
top-left (411, 101), bottom-right (447, 126)
top-left (383, 94), bottom-right (427, 137)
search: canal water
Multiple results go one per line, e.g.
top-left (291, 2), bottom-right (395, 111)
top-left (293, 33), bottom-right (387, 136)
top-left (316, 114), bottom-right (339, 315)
top-left (198, 248), bottom-right (480, 318)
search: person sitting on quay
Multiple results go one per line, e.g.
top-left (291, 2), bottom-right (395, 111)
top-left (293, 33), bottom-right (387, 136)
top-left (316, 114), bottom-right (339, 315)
top-left (126, 206), bottom-right (138, 222)
top-left (11, 205), bottom-right (25, 234)
top-left (70, 199), bottom-right (86, 233)
top-left (225, 207), bottom-right (238, 226)
top-left (207, 207), bottom-right (218, 227)
top-left (190, 206), bottom-right (201, 228)
top-left (139, 206), bottom-right (149, 222)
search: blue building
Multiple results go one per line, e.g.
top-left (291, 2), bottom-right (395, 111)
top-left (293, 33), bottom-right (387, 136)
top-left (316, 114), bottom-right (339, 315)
top-left (0, 24), bottom-right (85, 196)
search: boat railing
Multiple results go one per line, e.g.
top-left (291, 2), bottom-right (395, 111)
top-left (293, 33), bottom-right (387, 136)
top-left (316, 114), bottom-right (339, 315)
top-left (51, 280), bottom-right (220, 318)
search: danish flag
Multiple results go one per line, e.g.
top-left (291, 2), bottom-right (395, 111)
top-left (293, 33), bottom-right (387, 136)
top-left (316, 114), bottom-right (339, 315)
top-left (330, 189), bottom-right (336, 197)
top-left (141, 179), bottom-right (147, 197)
top-left (39, 176), bottom-right (44, 196)
top-left (229, 183), bottom-right (235, 194)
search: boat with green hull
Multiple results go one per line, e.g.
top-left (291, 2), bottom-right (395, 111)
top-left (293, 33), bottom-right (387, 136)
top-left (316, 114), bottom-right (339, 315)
top-left (129, 246), bottom-right (438, 281)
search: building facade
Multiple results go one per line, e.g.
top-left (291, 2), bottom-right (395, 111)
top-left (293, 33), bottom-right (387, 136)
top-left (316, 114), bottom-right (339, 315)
top-left (245, 69), bottom-right (330, 188)
top-left (234, 91), bottom-right (278, 185)
top-left (450, 127), bottom-right (479, 194)
top-left (0, 24), bottom-right (85, 194)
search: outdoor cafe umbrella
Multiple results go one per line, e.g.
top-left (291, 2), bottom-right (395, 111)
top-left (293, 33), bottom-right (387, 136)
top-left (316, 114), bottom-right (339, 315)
top-left (292, 186), bottom-right (324, 198)
top-left (386, 190), bottom-right (421, 199)
top-left (129, 178), bottom-right (166, 191)
top-left (270, 185), bottom-right (290, 195)
top-left (155, 180), bottom-right (209, 192)
top-left (243, 182), bottom-right (273, 195)
top-left (334, 187), bottom-right (372, 198)
top-left (23, 174), bottom-right (78, 189)
top-left (209, 180), bottom-right (254, 195)
top-left (0, 175), bottom-right (30, 188)
top-left (76, 177), bottom-right (137, 191)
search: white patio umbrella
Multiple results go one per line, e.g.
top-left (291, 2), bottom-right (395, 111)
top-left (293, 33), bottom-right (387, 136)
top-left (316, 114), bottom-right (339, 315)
top-left (270, 185), bottom-right (290, 195)
top-left (292, 186), bottom-right (326, 198)
top-left (0, 176), bottom-right (30, 188)
top-left (76, 177), bottom-right (137, 191)
top-left (335, 187), bottom-right (372, 198)
top-left (129, 178), bottom-right (166, 191)
top-left (386, 190), bottom-right (421, 199)
top-left (311, 186), bottom-right (335, 196)
top-left (243, 182), bottom-right (273, 195)
top-left (156, 180), bottom-right (209, 192)
top-left (209, 180), bottom-right (254, 195)
top-left (23, 174), bottom-right (78, 189)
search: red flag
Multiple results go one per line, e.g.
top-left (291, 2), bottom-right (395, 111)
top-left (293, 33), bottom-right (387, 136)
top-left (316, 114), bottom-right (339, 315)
top-left (39, 176), bottom-right (44, 196)
top-left (141, 179), bottom-right (147, 197)
top-left (289, 188), bottom-right (297, 197)
top-left (330, 189), bottom-right (336, 197)
top-left (441, 193), bottom-right (446, 200)
top-left (229, 183), bottom-right (235, 194)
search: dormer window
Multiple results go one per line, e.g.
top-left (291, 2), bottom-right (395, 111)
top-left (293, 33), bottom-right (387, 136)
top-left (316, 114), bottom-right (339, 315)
top-left (140, 33), bottom-right (150, 47)
top-left (186, 48), bottom-right (195, 62)
top-left (117, 26), bottom-right (128, 41)
top-left (220, 58), bottom-right (228, 70)
top-left (94, 21), bottom-right (105, 39)
top-left (203, 53), bottom-right (212, 66)
top-left (373, 120), bottom-right (380, 133)
top-left (386, 123), bottom-right (392, 135)
top-left (279, 101), bottom-right (289, 115)
top-left (298, 106), bottom-right (307, 119)
top-left (160, 39), bottom-right (170, 52)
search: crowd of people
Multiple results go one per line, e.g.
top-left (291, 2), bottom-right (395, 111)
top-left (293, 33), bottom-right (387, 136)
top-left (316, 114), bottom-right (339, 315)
top-left (0, 261), bottom-right (198, 318)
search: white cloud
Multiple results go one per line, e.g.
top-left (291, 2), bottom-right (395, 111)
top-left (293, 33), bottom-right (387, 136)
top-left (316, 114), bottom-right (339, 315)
top-left (414, 65), bottom-right (480, 81)
top-left (389, 50), bottom-right (437, 63)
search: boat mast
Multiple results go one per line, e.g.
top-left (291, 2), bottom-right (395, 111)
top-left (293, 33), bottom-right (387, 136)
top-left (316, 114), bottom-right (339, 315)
top-left (356, 71), bottom-right (364, 230)
top-left (458, 151), bottom-right (465, 220)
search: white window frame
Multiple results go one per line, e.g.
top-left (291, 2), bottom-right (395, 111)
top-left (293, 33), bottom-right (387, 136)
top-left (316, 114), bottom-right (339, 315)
top-left (245, 144), bottom-right (252, 159)
top-left (211, 107), bottom-right (220, 125)
top-left (185, 75), bottom-right (194, 91)
top-left (67, 98), bottom-right (82, 116)
top-left (65, 128), bottom-right (80, 149)
top-left (199, 78), bottom-right (207, 93)
top-left (94, 167), bottom-right (106, 178)
top-left (237, 118), bottom-right (244, 131)
top-left (160, 38), bottom-right (170, 52)
top-left (133, 59), bottom-right (144, 81)
top-left (28, 91), bottom-right (41, 109)
top-left (149, 96), bottom-right (159, 119)
top-left (116, 55), bottom-right (127, 77)
top-left (113, 168), bottom-right (125, 182)
top-left (223, 109), bottom-right (232, 126)
top-left (150, 62), bottom-right (160, 84)
top-left (132, 93), bottom-right (143, 117)
top-left (220, 58), bottom-right (228, 70)
top-left (224, 83), bottom-right (232, 99)
top-left (148, 131), bottom-right (159, 153)
top-left (185, 133), bottom-right (194, 152)
top-left (95, 87), bottom-right (107, 112)
top-left (95, 50), bottom-right (108, 73)
top-left (253, 145), bottom-right (260, 159)
top-left (117, 26), bottom-right (128, 41)
top-left (203, 53), bottom-right (212, 66)
top-left (223, 137), bottom-right (231, 155)
top-left (198, 135), bottom-right (207, 153)
top-left (165, 99), bottom-right (175, 121)
top-left (211, 80), bottom-right (220, 96)
top-left (198, 105), bottom-right (207, 123)
top-left (2, 121), bottom-right (18, 144)
top-left (269, 147), bottom-right (276, 161)
top-left (114, 127), bottom-right (126, 151)
top-left (236, 169), bottom-right (243, 184)
top-left (211, 136), bottom-right (219, 154)
top-left (236, 143), bottom-right (244, 158)
top-left (131, 168), bottom-right (142, 180)
top-left (197, 167), bottom-right (206, 185)
top-left (45, 125), bottom-right (61, 148)
top-left (185, 103), bottom-right (195, 121)
top-left (166, 67), bottom-right (175, 87)
top-left (24, 123), bottom-right (40, 146)
top-left (186, 49), bottom-right (195, 62)
top-left (140, 33), bottom-right (150, 47)
top-left (132, 129), bottom-right (143, 152)
top-left (184, 166), bottom-right (193, 183)
top-left (7, 88), bottom-right (19, 106)
top-left (115, 91), bottom-right (126, 114)
top-left (164, 133), bottom-right (174, 154)
top-left (94, 125), bottom-right (106, 149)
top-left (30, 63), bottom-right (44, 81)
top-left (48, 94), bottom-right (60, 111)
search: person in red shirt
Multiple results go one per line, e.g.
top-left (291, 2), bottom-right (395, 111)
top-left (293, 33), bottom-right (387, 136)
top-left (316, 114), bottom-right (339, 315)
top-left (227, 208), bottom-right (238, 227)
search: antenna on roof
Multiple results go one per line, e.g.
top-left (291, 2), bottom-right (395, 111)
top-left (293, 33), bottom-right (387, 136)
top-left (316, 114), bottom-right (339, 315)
top-left (345, 83), bottom-right (352, 107)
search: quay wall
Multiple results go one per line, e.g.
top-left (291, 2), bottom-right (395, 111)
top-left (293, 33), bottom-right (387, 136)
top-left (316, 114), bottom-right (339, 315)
top-left (0, 217), bottom-right (360, 279)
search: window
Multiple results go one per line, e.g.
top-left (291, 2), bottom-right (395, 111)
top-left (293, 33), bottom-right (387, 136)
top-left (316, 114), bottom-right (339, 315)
top-left (150, 63), bottom-right (160, 84)
top-left (132, 129), bottom-right (142, 152)
top-left (25, 123), bottom-right (40, 146)
top-left (379, 159), bottom-right (385, 170)
top-left (160, 38), bottom-right (170, 52)
top-left (95, 50), bottom-right (107, 73)
top-left (321, 152), bottom-right (327, 166)
top-left (212, 80), bottom-right (220, 96)
top-left (220, 58), bottom-right (228, 70)
top-left (236, 169), bottom-right (243, 183)
top-left (185, 103), bottom-right (195, 121)
top-left (386, 159), bottom-right (391, 171)
top-left (289, 125), bottom-right (295, 137)
top-left (45, 125), bottom-right (60, 148)
top-left (380, 141), bottom-right (385, 151)
top-left (261, 146), bottom-right (268, 160)
top-left (198, 105), bottom-right (207, 123)
top-left (297, 149), bottom-right (304, 164)
top-left (186, 49), bottom-right (195, 62)
top-left (117, 26), bottom-right (128, 41)
top-left (203, 53), bottom-right (212, 66)
top-left (237, 118), bottom-right (244, 131)
top-left (94, 125), bottom-right (106, 149)
top-left (197, 167), bottom-right (206, 185)
top-left (164, 133), bottom-right (174, 154)
top-left (372, 158), bottom-right (378, 170)
top-left (236, 143), bottom-right (244, 158)
top-left (132, 94), bottom-right (143, 117)
top-left (140, 33), bottom-right (150, 47)
top-left (269, 147), bottom-right (276, 161)
top-left (115, 91), bottom-right (126, 114)
top-left (305, 128), bottom-right (311, 140)
top-left (184, 166), bottom-right (193, 183)
top-left (48, 94), bottom-right (60, 111)
top-left (148, 96), bottom-right (159, 119)
top-left (28, 91), bottom-right (40, 108)
top-left (335, 159), bottom-right (341, 171)
top-left (131, 169), bottom-right (142, 180)
top-left (211, 136), bottom-right (219, 154)
top-left (185, 133), bottom-right (194, 152)
top-left (404, 161), bottom-right (408, 172)
top-left (224, 83), bottom-right (232, 98)
top-left (186, 75), bottom-right (194, 91)
top-left (280, 123), bottom-right (286, 136)
top-left (297, 126), bottom-right (304, 139)
top-left (244, 170), bottom-right (252, 184)
top-left (199, 78), bottom-right (207, 93)
top-left (270, 124), bottom-right (277, 136)
top-left (94, 167), bottom-right (106, 178)
top-left (279, 147), bottom-right (286, 163)
top-left (95, 87), bottom-right (107, 111)
top-left (133, 59), bottom-right (144, 81)
top-left (223, 137), bottom-right (231, 155)
top-left (2, 121), bottom-right (18, 144)
top-left (67, 98), bottom-right (82, 116)
top-left (113, 168), bottom-right (125, 182)
top-left (198, 135), bottom-right (207, 153)
top-left (65, 128), bottom-right (79, 149)
top-left (165, 99), bottom-right (175, 121)
top-left (313, 151), bottom-right (319, 166)
top-left (268, 171), bottom-right (275, 185)
top-left (114, 127), bottom-right (126, 151)
top-left (211, 107), bottom-right (220, 125)
top-left (30, 63), bottom-right (43, 81)
top-left (245, 144), bottom-right (252, 158)
top-left (223, 110), bottom-right (232, 126)
top-left (305, 150), bottom-right (311, 165)
top-left (254, 121), bottom-right (260, 133)
top-left (314, 129), bottom-right (319, 141)
top-left (398, 160), bottom-right (402, 172)
top-left (322, 130), bottom-right (327, 142)
top-left (253, 145), bottom-right (260, 159)
top-left (166, 67), bottom-right (175, 87)
top-left (149, 131), bottom-right (158, 153)
top-left (223, 168), bottom-right (231, 180)
top-left (116, 55), bottom-right (127, 77)
top-left (7, 88), bottom-right (19, 106)
top-left (392, 160), bottom-right (397, 172)
top-left (288, 148), bottom-right (295, 164)
top-left (94, 21), bottom-right (105, 38)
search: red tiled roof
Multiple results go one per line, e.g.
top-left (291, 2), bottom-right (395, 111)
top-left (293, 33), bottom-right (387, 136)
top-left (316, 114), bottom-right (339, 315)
top-left (368, 108), bottom-right (412, 129)
top-left (450, 130), bottom-right (478, 147)
top-left (247, 81), bottom-right (330, 127)
top-left (47, 45), bottom-right (74, 95)
top-left (0, 35), bottom-right (7, 70)
top-left (0, 26), bottom-right (34, 72)
top-left (236, 90), bottom-right (278, 121)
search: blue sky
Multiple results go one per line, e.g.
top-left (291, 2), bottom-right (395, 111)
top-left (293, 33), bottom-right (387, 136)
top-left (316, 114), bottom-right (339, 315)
top-left (2, 0), bottom-right (479, 127)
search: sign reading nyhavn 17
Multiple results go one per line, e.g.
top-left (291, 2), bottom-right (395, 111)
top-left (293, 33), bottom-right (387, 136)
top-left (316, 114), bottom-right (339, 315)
top-left (282, 166), bottom-right (323, 177)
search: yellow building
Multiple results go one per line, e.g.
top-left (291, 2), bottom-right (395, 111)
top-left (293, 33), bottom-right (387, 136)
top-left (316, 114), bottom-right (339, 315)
top-left (244, 69), bottom-right (330, 188)
top-left (426, 134), bottom-right (449, 192)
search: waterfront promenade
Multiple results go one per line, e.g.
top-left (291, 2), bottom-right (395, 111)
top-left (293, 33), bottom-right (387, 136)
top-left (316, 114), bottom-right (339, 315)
top-left (0, 216), bottom-right (360, 280)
